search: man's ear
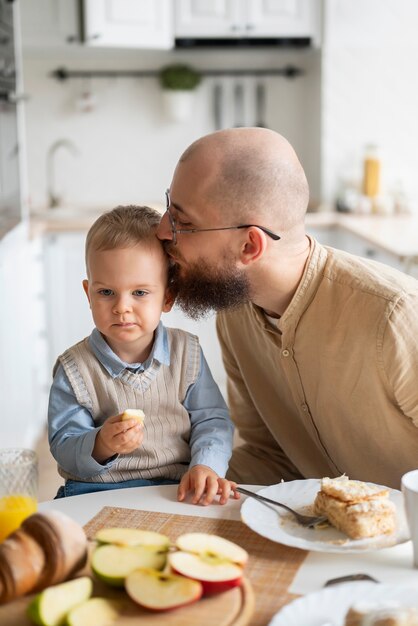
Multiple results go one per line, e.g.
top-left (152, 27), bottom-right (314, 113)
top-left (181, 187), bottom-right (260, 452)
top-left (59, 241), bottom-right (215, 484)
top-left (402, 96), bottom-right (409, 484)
top-left (82, 279), bottom-right (91, 306)
top-left (162, 287), bottom-right (175, 313)
top-left (239, 227), bottom-right (267, 266)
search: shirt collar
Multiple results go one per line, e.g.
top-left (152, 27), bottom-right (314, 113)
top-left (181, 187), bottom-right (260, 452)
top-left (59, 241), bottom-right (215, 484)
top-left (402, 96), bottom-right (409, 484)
top-left (88, 321), bottom-right (170, 378)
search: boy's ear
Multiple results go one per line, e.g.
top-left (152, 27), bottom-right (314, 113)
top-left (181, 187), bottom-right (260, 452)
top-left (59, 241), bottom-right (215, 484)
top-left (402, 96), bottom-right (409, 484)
top-left (82, 279), bottom-right (91, 305)
top-left (162, 287), bottom-right (175, 313)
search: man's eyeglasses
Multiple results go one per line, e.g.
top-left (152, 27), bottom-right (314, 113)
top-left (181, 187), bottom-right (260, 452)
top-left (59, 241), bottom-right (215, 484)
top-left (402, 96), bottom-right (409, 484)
top-left (164, 189), bottom-right (281, 246)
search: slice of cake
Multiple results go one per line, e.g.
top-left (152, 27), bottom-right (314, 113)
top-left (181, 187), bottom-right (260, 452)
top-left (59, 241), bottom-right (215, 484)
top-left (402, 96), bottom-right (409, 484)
top-left (313, 476), bottom-right (396, 539)
top-left (345, 601), bottom-right (418, 626)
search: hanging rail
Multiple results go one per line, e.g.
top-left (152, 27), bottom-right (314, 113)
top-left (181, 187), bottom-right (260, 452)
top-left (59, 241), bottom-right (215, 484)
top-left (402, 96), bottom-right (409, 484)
top-left (51, 65), bottom-right (303, 81)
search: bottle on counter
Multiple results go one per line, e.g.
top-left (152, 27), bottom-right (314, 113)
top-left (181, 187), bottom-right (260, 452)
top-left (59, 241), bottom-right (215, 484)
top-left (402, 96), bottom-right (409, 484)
top-left (362, 144), bottom-right (381, 207)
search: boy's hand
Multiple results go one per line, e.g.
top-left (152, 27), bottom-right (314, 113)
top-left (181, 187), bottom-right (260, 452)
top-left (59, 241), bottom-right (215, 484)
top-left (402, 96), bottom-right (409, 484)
top-left (177, 465), bottom-right (240, 506)
top-left (93, 414), bottom-right (144, 463)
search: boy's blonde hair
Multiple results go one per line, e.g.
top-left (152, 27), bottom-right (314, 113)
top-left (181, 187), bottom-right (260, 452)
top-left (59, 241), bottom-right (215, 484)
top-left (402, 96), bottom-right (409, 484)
top-left (85, 205), bottom-right (162, 266)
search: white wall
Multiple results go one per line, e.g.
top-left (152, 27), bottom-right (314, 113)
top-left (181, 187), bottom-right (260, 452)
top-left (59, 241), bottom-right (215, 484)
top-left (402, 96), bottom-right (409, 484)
top-left (21, 47), bottom-right (321, 211)
top-left (321, 0), bottom-right (418, 209)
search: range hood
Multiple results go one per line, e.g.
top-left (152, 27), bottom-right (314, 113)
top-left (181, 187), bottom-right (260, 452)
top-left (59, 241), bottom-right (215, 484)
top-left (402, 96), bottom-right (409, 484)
top-left (175, 37), bottom-right (312, 49)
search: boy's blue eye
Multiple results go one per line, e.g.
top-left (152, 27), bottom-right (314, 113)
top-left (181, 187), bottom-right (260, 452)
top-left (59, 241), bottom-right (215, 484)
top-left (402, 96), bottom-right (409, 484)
top-left (133, 290), bottom-right (147, 297)
top-left (98, 289), bottom-right (113, 296)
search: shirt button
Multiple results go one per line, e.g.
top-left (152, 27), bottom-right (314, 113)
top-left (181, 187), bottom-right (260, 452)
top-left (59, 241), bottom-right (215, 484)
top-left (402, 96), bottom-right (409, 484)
top-left (282, 349), bottom-right (290, 357)
top-left (301, 403), bottom-right (308, 412)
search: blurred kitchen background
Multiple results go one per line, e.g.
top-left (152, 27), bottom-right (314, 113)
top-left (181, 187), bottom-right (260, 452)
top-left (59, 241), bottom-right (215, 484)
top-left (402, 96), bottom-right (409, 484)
top-left (1, 0), bottom-right (418, 498)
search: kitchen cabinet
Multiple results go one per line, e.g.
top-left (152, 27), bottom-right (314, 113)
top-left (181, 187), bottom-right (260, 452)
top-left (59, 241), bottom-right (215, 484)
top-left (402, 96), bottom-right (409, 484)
top-left (20, 0), bottom-right (80, 47)
top-left (0, 225), bottom-right (48, 448)
top-left (43, 232), bottom-right (92, 372)
top-left (307, 225), bottom-right (406, 272)
top-left (175, 0), bottom-right (320, 42)
top-left (83, 0), bottom-right (173, 49)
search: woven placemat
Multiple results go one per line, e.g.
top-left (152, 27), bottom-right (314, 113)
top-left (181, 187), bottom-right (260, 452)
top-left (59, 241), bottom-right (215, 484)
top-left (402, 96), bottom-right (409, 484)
top-left (84, 506), bottom-right (306, 626)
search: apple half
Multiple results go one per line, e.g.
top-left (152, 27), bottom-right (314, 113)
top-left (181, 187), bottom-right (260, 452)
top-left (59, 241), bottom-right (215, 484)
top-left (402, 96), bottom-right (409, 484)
top-left (91, 544), bottom-right (167, 587)
top-left (169, 533), bottom-right (248, 595)
top-left (94, 527), bottom-right (170, 550)
top-left (26, 576), bottom-right (92, 626)
top-left (66, 597), bottom-right (120, 626)
top-left (125, 568), bottom-right (202, 612)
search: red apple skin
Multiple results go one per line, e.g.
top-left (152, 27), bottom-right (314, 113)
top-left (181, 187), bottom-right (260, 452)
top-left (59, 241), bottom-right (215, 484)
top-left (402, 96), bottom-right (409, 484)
top-left (170, 566), bottom-right (243, 595)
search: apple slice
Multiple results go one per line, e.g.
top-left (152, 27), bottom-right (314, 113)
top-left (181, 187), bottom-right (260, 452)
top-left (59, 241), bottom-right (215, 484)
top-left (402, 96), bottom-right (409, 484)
top-left (94, 527), bottom-right (169, 550)
top-left (26, 577), bottom-right (92, 626)
top-left (120, 409), bottom-right (145, 424)
top-left (125, 568), bottom-right (202, 611)
top-left (66, 598), bottom-right (120, 626)
top-left (91, 544), bottom-right (167, 587)
top-left (169, 533), bottom-right (248, 595)
top-left (169, 551), bottom-right (243, 595)
top-left (176, 533), bottom-right (248, 566)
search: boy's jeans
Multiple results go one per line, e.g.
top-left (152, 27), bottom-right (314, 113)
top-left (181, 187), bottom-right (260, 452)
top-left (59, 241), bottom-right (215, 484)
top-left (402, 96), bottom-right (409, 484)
top-left (55, 477), bottom-right (179, 499)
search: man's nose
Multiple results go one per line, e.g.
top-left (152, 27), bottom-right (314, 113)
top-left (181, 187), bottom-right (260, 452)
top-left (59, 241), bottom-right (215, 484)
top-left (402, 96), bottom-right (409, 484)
top-left (156, 211), bottom-right (173, 241)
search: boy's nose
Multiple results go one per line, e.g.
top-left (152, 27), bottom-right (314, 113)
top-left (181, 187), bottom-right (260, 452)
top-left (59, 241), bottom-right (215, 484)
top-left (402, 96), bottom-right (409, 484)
top-left (113, 296), bottom-right (133, 314)
top-left (156, 211), bottom-right (173, 241)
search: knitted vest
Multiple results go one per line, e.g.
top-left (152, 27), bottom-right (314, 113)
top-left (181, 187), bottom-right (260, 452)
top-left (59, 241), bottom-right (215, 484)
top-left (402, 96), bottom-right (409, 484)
top-left (56, 328), bottom-right (200, 482)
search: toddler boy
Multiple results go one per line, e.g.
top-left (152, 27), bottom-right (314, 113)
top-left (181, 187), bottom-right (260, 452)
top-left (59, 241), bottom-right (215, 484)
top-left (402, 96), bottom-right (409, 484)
top-left (48, 206), bottom-right (237, 505)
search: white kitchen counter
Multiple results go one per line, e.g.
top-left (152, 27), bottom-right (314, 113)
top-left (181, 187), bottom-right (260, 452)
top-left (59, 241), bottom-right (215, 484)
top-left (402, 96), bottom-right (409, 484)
top-left (30, 208), bottom-right (418, 261)
top-left (305, 212), bottom-right (418, 260)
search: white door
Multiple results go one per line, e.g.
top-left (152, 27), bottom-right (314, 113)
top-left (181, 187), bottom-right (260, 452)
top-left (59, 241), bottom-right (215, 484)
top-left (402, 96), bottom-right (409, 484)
top-left (175, 0), bottom-right (242, 37)
top-left (83, 0), bottom-right (173, 49)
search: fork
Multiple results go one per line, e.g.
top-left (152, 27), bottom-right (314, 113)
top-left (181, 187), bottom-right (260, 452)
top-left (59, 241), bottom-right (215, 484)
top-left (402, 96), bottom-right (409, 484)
top-left (237, 486), bottom-right (328, 528)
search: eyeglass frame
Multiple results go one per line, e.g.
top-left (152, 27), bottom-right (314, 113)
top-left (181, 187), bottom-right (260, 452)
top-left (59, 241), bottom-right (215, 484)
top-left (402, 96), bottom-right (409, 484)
top-left (164, 189), bottom-right (281, 245)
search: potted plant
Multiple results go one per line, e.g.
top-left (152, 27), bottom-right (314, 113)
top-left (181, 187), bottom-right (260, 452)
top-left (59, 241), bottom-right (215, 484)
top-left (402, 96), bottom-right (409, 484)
top-left (159, 64), bottom-right (202, 122)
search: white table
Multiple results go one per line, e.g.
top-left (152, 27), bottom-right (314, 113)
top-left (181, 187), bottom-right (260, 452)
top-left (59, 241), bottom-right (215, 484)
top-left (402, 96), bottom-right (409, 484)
top-left (38, 484), bottom-right (250, 527)
top-left (39, 484), bottom-right (418, 596)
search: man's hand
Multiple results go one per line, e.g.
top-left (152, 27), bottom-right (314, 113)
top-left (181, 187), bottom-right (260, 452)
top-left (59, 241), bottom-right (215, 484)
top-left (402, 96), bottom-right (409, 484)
top-left (93, 413), bottom-right (144, 463)
top-left (177, 464), bottom-right (240, 506)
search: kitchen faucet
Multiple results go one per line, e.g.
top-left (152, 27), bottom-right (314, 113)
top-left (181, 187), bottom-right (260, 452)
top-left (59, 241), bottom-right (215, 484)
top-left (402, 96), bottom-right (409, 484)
top-left (46, 139), bottom-right (80, 208)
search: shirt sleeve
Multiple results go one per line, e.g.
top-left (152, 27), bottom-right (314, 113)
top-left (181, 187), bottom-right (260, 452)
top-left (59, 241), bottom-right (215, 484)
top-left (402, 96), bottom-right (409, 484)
top-left (381, 291), bottom-right (418, 426)
top-left (184, 348), bottom-right (234, 478)
top-left (48, 363), bottom-right (117, 479)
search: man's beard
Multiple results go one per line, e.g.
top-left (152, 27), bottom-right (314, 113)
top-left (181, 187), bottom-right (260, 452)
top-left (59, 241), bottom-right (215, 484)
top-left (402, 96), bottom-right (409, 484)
top-left (168, 251), bottom-right (251, 320)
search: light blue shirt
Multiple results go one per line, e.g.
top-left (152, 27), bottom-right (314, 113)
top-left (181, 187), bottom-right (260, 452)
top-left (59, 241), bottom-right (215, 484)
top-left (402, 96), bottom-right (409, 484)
top-left (48, 323), bottom-right (234, 480)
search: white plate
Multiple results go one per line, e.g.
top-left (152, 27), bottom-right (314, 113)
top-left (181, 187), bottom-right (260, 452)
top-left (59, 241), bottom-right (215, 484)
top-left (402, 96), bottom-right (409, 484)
top-left (269, 581), bottom-right (418, 626)
top-left (240, 479), bottom-right (410, 553)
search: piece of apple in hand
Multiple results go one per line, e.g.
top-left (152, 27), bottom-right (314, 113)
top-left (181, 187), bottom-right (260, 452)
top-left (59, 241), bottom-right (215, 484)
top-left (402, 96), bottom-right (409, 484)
top-left (125, 568), bottom-right (202, 612)
top-left (120, 409), bottom-right (145, 425)
top-left (91, 544), bottom-right (167, 587)
top-left (168, 533), bottom-right (248, 595)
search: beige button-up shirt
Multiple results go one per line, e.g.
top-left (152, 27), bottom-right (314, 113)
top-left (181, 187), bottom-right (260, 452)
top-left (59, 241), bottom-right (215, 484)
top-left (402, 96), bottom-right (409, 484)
top-left (217, 238), bottom-right (418, 489)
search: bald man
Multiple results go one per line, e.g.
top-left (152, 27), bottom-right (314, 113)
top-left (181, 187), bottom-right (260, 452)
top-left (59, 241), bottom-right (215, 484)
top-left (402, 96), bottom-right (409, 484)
top-left (157, 128), bottom-right (418, 489)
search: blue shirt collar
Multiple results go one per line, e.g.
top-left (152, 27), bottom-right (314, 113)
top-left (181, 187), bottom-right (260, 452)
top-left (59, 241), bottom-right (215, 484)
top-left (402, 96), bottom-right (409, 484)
top-left (88, 321), bottom-right (170, 378)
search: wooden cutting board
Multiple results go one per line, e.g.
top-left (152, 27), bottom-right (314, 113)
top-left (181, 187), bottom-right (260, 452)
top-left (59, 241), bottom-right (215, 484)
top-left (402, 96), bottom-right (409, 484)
top-left (0, 506), bottom-right (306, 626)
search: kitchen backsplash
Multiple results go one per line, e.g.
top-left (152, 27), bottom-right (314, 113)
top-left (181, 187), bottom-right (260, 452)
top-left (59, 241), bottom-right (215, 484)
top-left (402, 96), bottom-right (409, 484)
top-left (22, 48), bottom-right (321, 211)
